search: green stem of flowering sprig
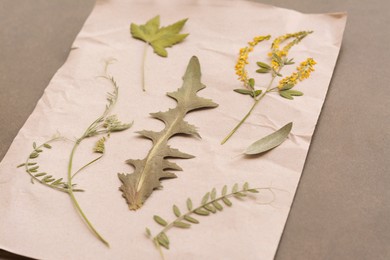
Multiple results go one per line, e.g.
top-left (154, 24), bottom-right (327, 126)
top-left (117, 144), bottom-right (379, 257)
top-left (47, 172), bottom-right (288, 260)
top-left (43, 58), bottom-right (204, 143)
top-left (221, 73), bottom-right (278, 145)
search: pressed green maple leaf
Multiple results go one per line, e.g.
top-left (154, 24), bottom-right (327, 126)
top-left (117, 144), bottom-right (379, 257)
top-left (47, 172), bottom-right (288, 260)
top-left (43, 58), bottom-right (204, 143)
top-left (131, 15), bottom-right (189, 57)
top-left (130, 15), bottom-right (189, 91)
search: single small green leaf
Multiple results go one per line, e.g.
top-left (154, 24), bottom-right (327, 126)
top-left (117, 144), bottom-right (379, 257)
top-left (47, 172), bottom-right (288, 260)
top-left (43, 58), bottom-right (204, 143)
top-left (44, 178), bottom-right (55, 183)
top-left (131, 16), bottom-right (189, 57)
top-left (28, 162), bottom-right (37, 166)
top-left (233, 89), bottom-right (254, 96)
top-left (222, 197), bottom-right (232, 206)
top-left (243, 182), bottom-right (249, 191)
top-left (145, 227), bottom-right (151, 237)
top-left (187, 198), bottom-right (193, 211)
top-left (29, 152), bottom-right (39, 159)
top-left (43, 143), bottom-right (52, 149)
top-left (184, 215), bottom-right (199, 224)
top-left (34, 172), bottom-right (46, 177)
top-left (173, 221), bottom-right (191, 228)
top-left (285, 90), bottom-right (304, 96)
top-left (234, 192), bottom-right (247, 197)
top-left (194, 208), bottom-right (210, 216)
top-left (248, 189), bottom-right (260, 193)
top-left (248, 78), bottom-right (255, 88)
top-left (232, 183), bottom-right (239, 193)
top-left (256, 61), bottom-right (271, 69)
top-left (212, 201), bottom-right (223, 211)
top-left (280, 91), bottom-right (293, 100)
top-left (17, 163), bottom-right (25, 168)
top-left (254, 90), bottom-right (262, 97)
top-left (210, 188), bottom-right (217, 200)
top-left (33, 142), bottom-right (37, 149)
top-left (153, 215), bottom-right (168, 227)
top-left (256, 68), bottom-right (270, 74)
top-left (35, 149), bottom-right (43, 153)
top-left (280, 84), bottom-right (294, 91)
top-left (244, 122), bottom-right (293, 155)
top-left (272, 53), bottom-right (283, 64)
top-left (222, 185), bottom-right (228, 196)
top-left (28, 166), bottom-right (39, 172)
top-left (201, 192), bottom-right (210, 205)
top-left (51, 178), bottom-right (63, 186)
top-left (173, 205), bottom-right (181, 217)
top-left (204, 204), bottom-right (216, 213)
top-left (157, 233), bottom-right (169, 249)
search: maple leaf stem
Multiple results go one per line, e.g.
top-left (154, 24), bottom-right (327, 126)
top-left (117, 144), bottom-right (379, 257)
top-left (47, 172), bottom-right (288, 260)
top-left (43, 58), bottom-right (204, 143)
top-left (142, 43), bottom-right (149, 91)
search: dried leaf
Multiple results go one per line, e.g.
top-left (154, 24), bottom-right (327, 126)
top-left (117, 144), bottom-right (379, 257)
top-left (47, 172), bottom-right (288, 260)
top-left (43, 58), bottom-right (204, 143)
top-left (131, 15), bottom-right (189, 57)
top-left (222, 185), bottom-right (227, 196)
top-left (244, 122), bottom-right (292, 155)
top-left (201, 192), bottom-right (210, 205)
top-left (194, 208), bottom-right (210, 216)
top-left (173, 205), bottom-right (181, 217)
top-left (173, 221), bottom-right (191, 229)
top-left (222, 197), bottom-right (232, 206)
top-left (186, 198), bottom-right (193, 211)
top-left (118, 57), bottom-right (218, 210)
top-left (184, 215), bottom-right (199, 224)
top-left (210, 188), bottom-right (217, 200)
top-left (153, 215), bottom-right (168, 227)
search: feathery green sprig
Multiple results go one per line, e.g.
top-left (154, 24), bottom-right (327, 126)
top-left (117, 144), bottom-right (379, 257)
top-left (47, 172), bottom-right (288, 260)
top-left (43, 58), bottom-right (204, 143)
top-left (146, 182), bottom-right (272, 259)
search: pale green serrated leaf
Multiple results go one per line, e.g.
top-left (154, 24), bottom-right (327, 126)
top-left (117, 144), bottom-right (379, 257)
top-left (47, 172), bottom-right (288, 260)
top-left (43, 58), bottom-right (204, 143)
top-left (118, 57), bottom-right (218, 210)
top-left (131, 16), bottom-right (189, 57)
top-left (245, 122), bottom-right (293, 155)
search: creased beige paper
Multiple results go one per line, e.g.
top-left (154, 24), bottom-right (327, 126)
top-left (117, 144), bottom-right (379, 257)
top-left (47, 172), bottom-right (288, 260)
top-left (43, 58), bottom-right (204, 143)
top-left (0, 0), bottom-right (346, 259)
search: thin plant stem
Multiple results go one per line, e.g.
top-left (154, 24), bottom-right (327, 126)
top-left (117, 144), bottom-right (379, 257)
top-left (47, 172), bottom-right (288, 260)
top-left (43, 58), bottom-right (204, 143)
top-left (67, 138), bottom-right (110, 247)
top-left (221, 75), bottom-right (277, 145)
top-left (142, 43), bottom-right (149, 91)
top-left (71, 154), bottom-right (103, 179)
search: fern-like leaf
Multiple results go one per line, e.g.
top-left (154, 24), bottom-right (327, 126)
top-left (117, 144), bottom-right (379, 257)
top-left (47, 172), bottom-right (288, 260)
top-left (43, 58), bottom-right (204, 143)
top-left (146, 182), bottom-right (270, 254)
top-left (118, 56), bottom-right (218, 210)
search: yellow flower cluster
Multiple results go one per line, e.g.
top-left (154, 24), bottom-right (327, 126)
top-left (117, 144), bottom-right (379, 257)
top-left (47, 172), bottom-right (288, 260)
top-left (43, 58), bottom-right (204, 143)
top-left (235, 35), bottom-right (270, 84)
top-left (270, 31), bottom-right (313, 71)
top-left (278, 58), bottom-right (317, 89)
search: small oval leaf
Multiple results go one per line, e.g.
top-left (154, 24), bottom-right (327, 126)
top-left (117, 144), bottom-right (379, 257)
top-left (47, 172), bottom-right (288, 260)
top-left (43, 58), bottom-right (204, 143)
top-left (222, 197), bottom-right (232, 207)
top-left (194, 208), bottom-right (210, 216)
top-left (153, 215), bottom-right (168, 227)
top-left (222, 185), bottom-right (227, 196)
top-left (256, 61), bottom-right (271, 69)
top-left (173, 221), bottom-right (191, 228)
top-left (184, 215), bottom-right (199, 224)
top-left (210, 188), bottom-right (217, 200)
top-left (186, 198), bottom-right (193, 211)
top-left (234, 89), bottom-right (253, 96)
top-left (201, 192), bottom-right (210, 205)
top-left (173, 205), bottom-right (181, 217)
top-left (245, 122), bottom-right (293, 155)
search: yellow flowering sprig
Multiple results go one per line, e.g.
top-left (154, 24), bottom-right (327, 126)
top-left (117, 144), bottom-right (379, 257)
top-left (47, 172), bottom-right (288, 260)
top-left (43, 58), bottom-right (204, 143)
top-left (277, 58), bottom-right (317, 99)
top-left (235, 35), bottom-right (271, 94)
top-left (222, 31), bottom-right (316, 145)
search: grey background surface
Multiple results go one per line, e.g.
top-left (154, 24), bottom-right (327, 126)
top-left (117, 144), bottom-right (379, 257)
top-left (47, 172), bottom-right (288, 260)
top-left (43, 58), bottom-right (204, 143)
top-left (0, 0), bottom-right (389, 259)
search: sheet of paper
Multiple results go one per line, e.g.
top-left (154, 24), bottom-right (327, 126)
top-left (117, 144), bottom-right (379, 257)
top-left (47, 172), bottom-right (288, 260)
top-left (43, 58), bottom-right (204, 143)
top-left (0, 0), bottom-right (346, 259)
